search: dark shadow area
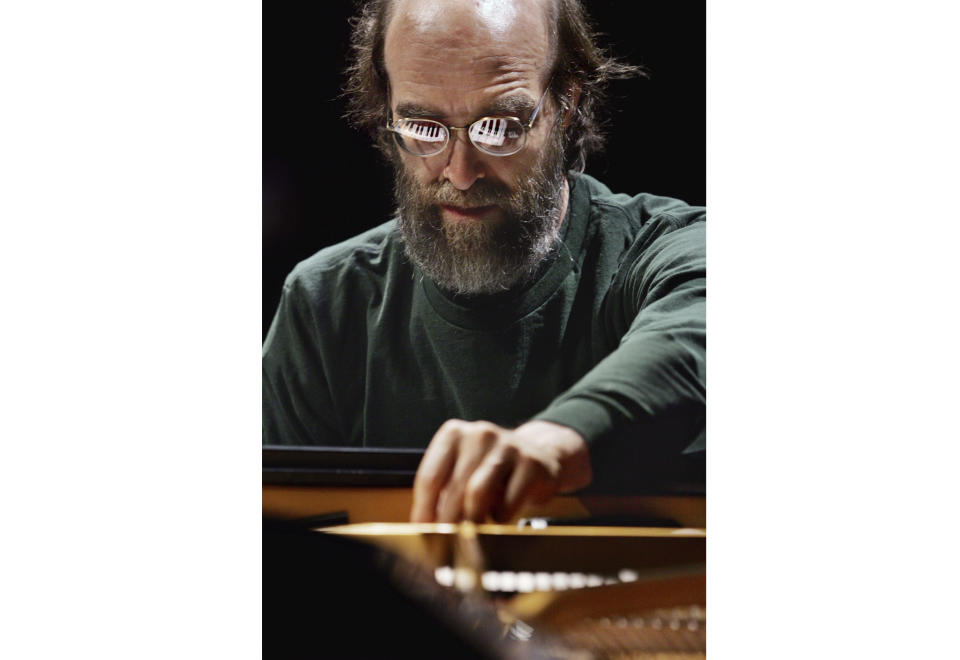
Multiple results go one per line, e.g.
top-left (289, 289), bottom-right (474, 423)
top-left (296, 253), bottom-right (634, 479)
top-left (263, 517), bottom-right (554, 659)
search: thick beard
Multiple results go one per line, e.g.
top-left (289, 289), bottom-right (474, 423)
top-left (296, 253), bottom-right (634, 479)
top-left (394, 129), bottom-right (567, 296)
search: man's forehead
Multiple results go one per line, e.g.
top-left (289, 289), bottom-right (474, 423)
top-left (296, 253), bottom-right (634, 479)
top-left (384, 0), bottom-right (552, 116)
top-left (387, 0), bottom-right (545, 35)
top-left (384, 0), bottom-right (551, 69)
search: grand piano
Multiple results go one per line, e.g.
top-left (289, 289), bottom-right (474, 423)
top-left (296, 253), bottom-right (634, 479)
top-left (263, 445), bottom-right (706, 659)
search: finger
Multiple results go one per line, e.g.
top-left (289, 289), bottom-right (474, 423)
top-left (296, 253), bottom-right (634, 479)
top-left (463, 446), bottom-right (515, 522)
top-left (435, 484), bottom-right (464, 523)
top-left (493, 458), bottom-right (554, 523)
top-left (435, 447), bottom-right (488, 523)
top-left (410, 427), bottom-right (460, 522)
top-left (435, 424), bottom-right (500, 522)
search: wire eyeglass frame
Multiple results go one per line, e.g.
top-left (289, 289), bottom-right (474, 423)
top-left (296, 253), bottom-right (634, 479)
top-left (386, 83), bottom-right (553, 158)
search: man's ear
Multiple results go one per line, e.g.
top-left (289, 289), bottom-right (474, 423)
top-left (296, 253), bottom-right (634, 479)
top-left (562, 82), bottom-right (581, 129)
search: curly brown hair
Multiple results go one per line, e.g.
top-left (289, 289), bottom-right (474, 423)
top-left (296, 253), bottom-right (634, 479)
top-left (342, 0), bottom-right (644, 173)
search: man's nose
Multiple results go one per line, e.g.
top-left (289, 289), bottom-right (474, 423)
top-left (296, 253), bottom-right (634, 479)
top-left (441, 131), bottom-right (485, 191)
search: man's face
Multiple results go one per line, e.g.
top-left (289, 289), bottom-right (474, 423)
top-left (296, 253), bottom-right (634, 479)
top-left (383, 0), bottom-right (568, 295)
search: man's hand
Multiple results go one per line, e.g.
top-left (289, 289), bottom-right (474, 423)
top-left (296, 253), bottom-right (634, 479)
top-left (410, 419), bottom-right (593, 523)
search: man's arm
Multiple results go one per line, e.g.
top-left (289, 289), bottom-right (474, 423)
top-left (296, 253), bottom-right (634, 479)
top-left (536, 219), bottom-right (706, 446)
top-left (411, 216), bottom-right (706, 522)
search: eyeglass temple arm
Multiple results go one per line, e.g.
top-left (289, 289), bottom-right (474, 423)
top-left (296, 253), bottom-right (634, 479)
top-left (525, 78), bottom-right (553, 128)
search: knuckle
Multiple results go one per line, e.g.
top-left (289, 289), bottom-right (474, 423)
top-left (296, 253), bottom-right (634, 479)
top-left (465, 420), bottom-right (502, 439)
top-left (438, 418), bottom-right (465, 434)
top-left (476, 420), bottom-right (501, 434)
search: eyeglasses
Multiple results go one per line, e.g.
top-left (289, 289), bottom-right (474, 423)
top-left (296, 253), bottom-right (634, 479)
top-left (386, 85), bottom-right (552, 158)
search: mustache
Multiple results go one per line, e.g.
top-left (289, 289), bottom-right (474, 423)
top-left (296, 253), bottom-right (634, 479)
top-left (423, 179), bottom-right (513, 208)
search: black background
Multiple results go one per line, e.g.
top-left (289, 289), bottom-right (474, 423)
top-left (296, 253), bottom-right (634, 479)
top-left (263, 1), bottom-right (705, 339)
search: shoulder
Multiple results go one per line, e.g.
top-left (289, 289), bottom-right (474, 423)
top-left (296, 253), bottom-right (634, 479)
top-left (282, 220), bottom-right (406, 305)
top-left (568, 173), bottom-right (705, 276)
top-left (576, 172), bottom-right (705, 236)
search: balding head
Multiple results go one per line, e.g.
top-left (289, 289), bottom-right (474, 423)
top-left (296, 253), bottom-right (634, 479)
top-left (387, 0), bottom-right (543, 38)
top-left (384, 0), bottom-right (551, 55)
top-left (383, 0), bottom-right (553, 106)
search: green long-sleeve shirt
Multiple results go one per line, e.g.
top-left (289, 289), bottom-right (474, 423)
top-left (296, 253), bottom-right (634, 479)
top-left (263, 173), bottom-right (705, 480)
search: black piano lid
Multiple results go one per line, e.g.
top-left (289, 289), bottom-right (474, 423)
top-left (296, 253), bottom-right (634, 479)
top-left (262, 445), bottom-right (424, 487)
top-left (262, 445), bottom-right (704, 495)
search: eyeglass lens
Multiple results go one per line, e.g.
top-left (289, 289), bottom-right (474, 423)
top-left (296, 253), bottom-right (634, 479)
top-left (393, 117), bottom-right (526, 156)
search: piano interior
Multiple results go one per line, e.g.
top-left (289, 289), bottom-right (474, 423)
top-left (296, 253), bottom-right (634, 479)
top-left (263, 447), bottom-right (705, 659)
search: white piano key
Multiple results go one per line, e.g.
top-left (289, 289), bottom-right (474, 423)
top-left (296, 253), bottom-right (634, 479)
top-left (469, 118), bottom-right (507, 146)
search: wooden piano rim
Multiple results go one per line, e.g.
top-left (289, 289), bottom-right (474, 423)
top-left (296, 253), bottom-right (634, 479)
top-left (263, 485), bottom-right (706, 528)
top-left (323, 522), bottom-right (706, 538)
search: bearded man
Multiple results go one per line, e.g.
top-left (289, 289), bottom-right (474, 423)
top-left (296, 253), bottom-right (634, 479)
top-left (262, 0), bottom-right (706, 524)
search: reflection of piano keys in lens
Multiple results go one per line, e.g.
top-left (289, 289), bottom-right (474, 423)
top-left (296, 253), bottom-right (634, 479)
top-left (397, 120), bottom-right (445, 142)
top-left (470, 118), bottom-right (507, 146)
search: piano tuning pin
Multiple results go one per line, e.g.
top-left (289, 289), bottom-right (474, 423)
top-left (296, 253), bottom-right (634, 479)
top-left (498, 571), bottom-right (517, 592)
top-left (516, 572), bottom-right (535, 593)
top-left (481, 570), bottom-right (500, 592)
top-left (551, 571), bottom-right (570, 590)
top-left (618, 569), bottom-right (639, 582)
top-left (434, 565), bottom-right (454, 587)
top-left (534, 572), bottom-right (552, 592)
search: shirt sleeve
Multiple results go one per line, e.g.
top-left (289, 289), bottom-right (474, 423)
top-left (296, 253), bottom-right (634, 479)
top-left (533, 215), bottom-right (706, 459)
top-left (262, 275), bottom-right (344, 446)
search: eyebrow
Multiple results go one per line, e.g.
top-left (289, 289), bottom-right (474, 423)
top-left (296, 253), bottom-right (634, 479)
top-left (394, 94), bottom-right (537, 123)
